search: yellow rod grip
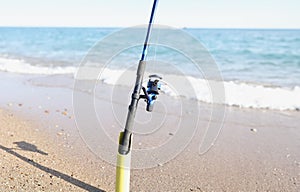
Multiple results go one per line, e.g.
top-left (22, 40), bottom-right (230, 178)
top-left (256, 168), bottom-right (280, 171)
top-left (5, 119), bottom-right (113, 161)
top-left (116, 133), bottom-right (132, 192)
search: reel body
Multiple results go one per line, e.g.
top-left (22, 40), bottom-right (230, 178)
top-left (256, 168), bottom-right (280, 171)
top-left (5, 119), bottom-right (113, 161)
top-left (141, 75), bottom-right (162, 112)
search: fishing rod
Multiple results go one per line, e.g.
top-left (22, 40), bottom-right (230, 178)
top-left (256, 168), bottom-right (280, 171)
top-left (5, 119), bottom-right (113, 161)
top-left (116, 0), bottom-right (161, 191)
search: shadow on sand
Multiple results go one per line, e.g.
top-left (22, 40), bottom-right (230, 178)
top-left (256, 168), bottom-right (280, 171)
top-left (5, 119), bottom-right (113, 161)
top-left (13, 141), bottom-right (48, 155)
top-left (0, 142), bottom-right (106, 192)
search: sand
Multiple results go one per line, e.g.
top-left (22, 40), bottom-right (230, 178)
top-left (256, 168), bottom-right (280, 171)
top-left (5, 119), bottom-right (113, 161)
top-left (0, 72), bottom-right (300, 191)
top-left (0, 109), bottom-right (110, 191)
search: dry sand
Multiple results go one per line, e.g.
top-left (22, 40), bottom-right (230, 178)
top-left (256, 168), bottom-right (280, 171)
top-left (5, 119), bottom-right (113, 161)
top-left (0, 109), bottom-right (109, 191)
top-left (1, 105), bottom-right (299, 192)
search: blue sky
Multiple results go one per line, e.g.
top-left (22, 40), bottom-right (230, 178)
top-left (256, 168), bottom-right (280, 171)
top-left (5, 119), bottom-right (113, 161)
top-left (0, 0), bottom-right (299, 28)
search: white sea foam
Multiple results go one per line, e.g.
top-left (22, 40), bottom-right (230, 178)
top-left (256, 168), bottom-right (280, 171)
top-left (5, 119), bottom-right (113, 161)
top-left (0, 57), bottom-right (76, 75)
top-left (224, 81), bottom-right (300, 110)
top-left (94, 69), bottom-right (300, 111)
top-left (1, 57), bottom-right (299, 111)
top-left (166, 76), bottom-right (300, 111)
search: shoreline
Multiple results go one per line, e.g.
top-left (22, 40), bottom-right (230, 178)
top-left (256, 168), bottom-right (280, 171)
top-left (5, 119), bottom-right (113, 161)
top-left (0, 72), bottom-right (299, 191)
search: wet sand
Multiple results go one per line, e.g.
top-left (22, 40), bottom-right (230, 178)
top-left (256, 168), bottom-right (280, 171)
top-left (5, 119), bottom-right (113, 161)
top-left (0, 72), bottom-right (300, 191)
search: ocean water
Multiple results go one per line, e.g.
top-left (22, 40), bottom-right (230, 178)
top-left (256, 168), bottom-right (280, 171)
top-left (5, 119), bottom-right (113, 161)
top-left (0, 27), bottom-right (299, 110)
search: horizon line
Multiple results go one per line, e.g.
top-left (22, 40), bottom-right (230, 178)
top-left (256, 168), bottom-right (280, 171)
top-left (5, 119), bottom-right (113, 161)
top-left (0, 25), bottom-right (300, 30)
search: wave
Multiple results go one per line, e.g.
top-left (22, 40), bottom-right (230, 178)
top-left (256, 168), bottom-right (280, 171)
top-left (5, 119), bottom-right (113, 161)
top-left (96, 68), bottom-right (300, 111)
top-left (170, 77), bottom-right (300, 111)
top-left (224, 81), bottom-right (300, 111)
top-left (0, 57), bottom-right (76, 75)
top-left (1, 56), bottom-right (299, 111)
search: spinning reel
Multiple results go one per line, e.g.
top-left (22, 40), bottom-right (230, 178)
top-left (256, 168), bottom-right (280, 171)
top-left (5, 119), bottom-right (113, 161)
top-left (140, 74), bottom-right (162, 112)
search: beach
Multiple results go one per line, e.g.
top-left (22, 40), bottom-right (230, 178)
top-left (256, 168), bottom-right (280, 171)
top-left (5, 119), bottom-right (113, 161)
top-left (0, 27), bottom-right (300, 191)
top-left (0, 72), bottom-right (299, 192)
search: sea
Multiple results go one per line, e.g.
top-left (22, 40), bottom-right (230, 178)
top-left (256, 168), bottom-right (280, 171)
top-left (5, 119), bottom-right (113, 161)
top-left (0, 27), bottom-right (299, 111)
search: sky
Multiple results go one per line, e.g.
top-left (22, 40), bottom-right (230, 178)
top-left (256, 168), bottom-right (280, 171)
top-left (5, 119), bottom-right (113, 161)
top-left (0, 0), bottom-right (299, 28)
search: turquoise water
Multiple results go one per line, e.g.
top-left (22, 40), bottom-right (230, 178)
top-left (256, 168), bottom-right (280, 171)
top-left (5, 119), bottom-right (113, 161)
top-left (0, 27), bottom-right (300, 110)
top-left (189, 29), bottom-right (300, 87)
top-left (0, 27), bottom-right (299, 87)
top-left (0, 27), bottom-right (114, 63)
